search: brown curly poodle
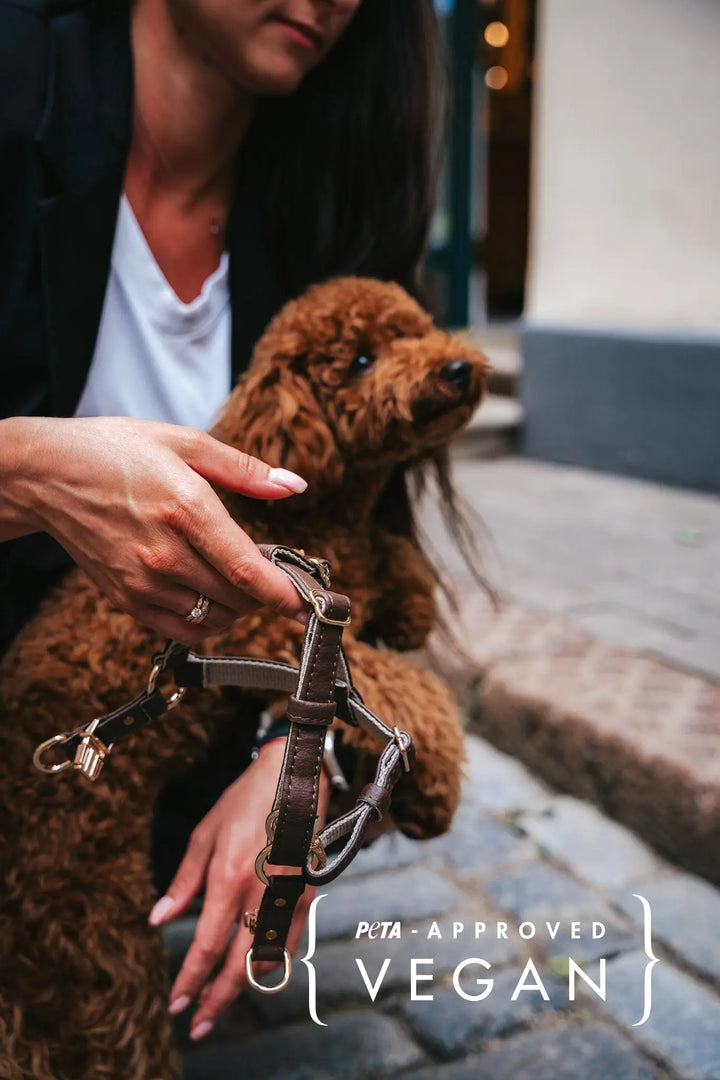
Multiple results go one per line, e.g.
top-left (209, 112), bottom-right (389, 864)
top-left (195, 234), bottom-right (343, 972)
top-left (0, 277), bottom-right (487, 1080)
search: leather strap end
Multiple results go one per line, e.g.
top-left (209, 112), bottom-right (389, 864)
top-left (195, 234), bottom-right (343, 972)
top-left (251, 874), bottom-right (306, 964)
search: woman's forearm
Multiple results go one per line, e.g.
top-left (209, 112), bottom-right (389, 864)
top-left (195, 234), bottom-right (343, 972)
top-left (0, 416), bottom-right (46, 542)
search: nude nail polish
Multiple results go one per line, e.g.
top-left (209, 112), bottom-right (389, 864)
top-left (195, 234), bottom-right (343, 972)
top-left (268, 468), bottom-right (307, 494)
top-left (148, 895), bottom-right (175, 926)
top-left (190, 1020), bottom-right (214, 1041)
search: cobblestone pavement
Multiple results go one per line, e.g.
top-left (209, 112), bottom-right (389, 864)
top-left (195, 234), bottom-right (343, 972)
top-left (168, 734), bottom-right (720, 1080)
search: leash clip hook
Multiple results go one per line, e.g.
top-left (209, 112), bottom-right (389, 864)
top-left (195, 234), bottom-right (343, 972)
top-left (33, 717), bottom-right (113, 782)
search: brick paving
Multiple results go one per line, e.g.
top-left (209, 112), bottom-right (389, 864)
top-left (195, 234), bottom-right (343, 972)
top-left (426, 593), bottom-right (720, 886)
top-left (169, 734), bottom-right (720, 1080)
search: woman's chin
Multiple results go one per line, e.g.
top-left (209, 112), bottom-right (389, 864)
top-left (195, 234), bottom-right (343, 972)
top-left (229, 49), bottom-right (310, 97)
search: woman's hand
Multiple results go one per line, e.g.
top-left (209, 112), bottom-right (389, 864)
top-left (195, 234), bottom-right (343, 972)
top-left (0, 415), bottom-right (308, 642)
top-left (148, 738), bottom-right (331, 1039)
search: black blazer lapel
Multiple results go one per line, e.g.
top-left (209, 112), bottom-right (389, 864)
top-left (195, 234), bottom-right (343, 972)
top-left (38, 162), bottom-right (126, 416)
top-left (35, 0), bottom-right (132, 416)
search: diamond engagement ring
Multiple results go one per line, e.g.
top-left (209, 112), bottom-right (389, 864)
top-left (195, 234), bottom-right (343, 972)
top-left (185, 594), bottom-right (211, 624)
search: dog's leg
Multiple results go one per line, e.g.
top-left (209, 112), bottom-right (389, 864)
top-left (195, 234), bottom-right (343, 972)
top-left (336, 637), bottom-right (466, 840)
top-left (367, 531), bottom-right (438, 651)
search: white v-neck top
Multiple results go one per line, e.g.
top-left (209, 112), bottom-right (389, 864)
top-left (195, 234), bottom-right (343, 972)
top-left (74, 195), bottom-right (232, 430)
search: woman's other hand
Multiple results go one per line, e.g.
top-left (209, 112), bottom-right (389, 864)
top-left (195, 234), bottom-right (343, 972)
top-left (0, 415), bottom-right (308, 641)
top-left (148, 737), bottom-right (330, 1038)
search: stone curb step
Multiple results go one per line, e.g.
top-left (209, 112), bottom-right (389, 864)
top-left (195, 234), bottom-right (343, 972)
top-left (455, 395), bottom-right (524, 459)
top-left (465, 325), bottom-right (522, 399)
top-left (467, 394), bottom-right (524, 433)
top-left (427, 596), bottom-right (720, 887)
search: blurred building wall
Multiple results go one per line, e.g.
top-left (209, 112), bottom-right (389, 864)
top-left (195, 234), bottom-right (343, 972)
top-left (521, 0), bottom-right (720, 493)
top-left (525, 0), bottom-right (720, 334)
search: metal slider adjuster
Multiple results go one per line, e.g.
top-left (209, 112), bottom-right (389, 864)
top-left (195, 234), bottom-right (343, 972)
top-left (33, 717), bottom-right (114, 781)
top-left (393, 726), bottom-right (412, 773)
top-left (254, 809), bottom-right (327, 887)
top-left (307, 588), bottom-right (351, 627)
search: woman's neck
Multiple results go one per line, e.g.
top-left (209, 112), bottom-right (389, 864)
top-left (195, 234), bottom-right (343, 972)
top-left (124, 0), bottom-right (257, 300)
top-left (129, 0), bottom-right (255, 205)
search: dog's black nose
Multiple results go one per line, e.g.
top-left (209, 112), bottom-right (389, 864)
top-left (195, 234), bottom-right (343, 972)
top-left (440, 359), bottom-right (473, 392)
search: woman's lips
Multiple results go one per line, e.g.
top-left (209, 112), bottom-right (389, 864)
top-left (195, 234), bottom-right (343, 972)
top-left (273, 17), bottom-right (322, 49)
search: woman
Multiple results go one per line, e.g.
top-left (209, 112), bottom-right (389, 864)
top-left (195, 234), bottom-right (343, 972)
top-left (0, 0), bottom-right (444, 1042)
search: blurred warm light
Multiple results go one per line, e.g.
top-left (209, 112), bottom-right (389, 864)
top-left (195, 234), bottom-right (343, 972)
top-left (485, 66), bottom-right (509, 90)
top-left (484, 21), bottom-right (510, 48)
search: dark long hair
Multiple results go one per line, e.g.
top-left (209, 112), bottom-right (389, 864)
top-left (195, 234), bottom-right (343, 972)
top-left (244, 0), bottom-right (446, 299)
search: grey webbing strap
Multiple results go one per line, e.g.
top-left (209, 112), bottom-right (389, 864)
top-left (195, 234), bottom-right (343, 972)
top-left (174, 652), bottom-right (396, 745)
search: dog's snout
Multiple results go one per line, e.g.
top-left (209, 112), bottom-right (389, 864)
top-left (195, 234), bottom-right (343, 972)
top-left (440, 359), bottom-right (473, 392)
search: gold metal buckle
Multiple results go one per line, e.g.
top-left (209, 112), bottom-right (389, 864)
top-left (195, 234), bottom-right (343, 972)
top-left (307, 589), bottom-right (351, 627)
top-left (147, 661), bottom-right (187, 710)
top-left (72, 718), bottom-right (113, 781)
top-left (254, 808), bottom-right (280, 886)
top-left (245, 947), bottom-right (292, 994)
top-left (33, 717), bottom-right (114, 781)
top-left (393, 726), bottom-right (411, 773)
top-left (306, 556), bottom-right (331, 589)
top-left (307, 837), bottom-right (328, 874)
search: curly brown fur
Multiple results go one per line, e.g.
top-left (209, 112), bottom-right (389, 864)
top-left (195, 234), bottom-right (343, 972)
top-left (0, 277), bottom-right (486, 1079)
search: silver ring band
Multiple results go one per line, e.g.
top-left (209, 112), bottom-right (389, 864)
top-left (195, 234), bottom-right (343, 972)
top-left (185, 594), bottom-right (211, 625)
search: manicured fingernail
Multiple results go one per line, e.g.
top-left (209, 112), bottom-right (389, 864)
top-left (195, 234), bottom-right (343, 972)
top-left (168, 995), bottom-right (191, 1015)
top-left (190, 1020), bottom-right (214, 1041)
top-left (148, 895), bottom-right (176, 926)
top-left (294, 609), bottom-right (310, 626)
top-left (268, 468), bottom-right (307, 494)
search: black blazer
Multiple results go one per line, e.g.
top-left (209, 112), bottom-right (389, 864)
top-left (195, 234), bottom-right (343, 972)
top-left (0, 0), bottom-right (288, 652)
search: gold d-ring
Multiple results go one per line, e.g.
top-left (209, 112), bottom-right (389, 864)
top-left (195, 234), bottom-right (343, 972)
top-left (245, 947), bottom-right (292, 994)
top-left (33, 734), bottom-right (75, 774)
top-left (146, 662), bottom-right (187, 710)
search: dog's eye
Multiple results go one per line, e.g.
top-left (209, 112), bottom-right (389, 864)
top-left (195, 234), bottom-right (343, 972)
top-left (350, 353), bottom-right (375, 375)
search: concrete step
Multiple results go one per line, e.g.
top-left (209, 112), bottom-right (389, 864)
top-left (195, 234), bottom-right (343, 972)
top-left (455, 397), bottom-right (524, 460)
top-left (467, 393), bottom-right (524, 432)
top-left (455, 394), bottom-right (524, 459)
top-left (466, 324), bottom-right (522, 398)
top-left (427, 594), bottom-right (720, 888)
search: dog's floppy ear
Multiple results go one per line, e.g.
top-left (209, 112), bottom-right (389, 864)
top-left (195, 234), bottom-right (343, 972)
top-left (212, 364), bottom-right (344, 496)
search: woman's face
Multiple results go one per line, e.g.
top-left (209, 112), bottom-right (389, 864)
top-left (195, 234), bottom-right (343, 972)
top-left (168, 0), bottom-right (362, 94)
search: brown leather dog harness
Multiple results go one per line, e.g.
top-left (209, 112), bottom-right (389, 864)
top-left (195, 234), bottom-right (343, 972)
top-left (33, 545), bottom-right (414, 993)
